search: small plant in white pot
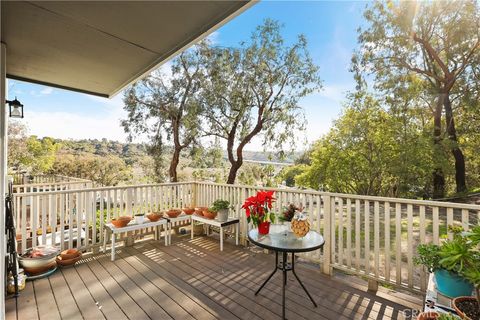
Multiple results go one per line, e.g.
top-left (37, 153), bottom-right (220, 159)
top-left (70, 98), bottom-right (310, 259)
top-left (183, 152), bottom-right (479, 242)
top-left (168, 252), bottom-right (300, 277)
top-left (210, 200), bottom-right (231, 222)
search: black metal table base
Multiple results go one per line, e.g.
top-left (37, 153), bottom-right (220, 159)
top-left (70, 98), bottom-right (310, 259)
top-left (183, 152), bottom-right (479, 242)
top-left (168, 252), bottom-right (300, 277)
top-left (254, 251), bottom-right (317, 319)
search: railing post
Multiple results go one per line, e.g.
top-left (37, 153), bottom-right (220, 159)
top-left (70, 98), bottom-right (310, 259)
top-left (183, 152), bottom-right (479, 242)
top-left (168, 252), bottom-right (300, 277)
top-left (192, 181), bottom-right (198, 208)
top-left (322, 195), bottom-right (333, 276)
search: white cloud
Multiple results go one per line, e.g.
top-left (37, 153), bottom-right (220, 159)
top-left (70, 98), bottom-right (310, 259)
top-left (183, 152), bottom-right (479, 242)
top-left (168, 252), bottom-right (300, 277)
top-left (206, 31), bottom-right (220, 44)
top-left (317, 84), bottom-right (350, 103)
top-left (40, 87), bottom-right (54, 95)
top-left (29, 86), bottom-right (55, 97)
top-left (24, 108), bottom-right (129, 142)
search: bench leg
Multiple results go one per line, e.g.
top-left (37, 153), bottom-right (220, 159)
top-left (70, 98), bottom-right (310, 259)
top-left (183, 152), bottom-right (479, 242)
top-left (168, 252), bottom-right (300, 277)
top-left (236, 223), bottom-right (239, 246)
top-left (191, 219), bottom-right (194, 240)
top-left (103, 228), bottom-right (108, 253)
top-left (220, 226), bottom-right (223, 251)
top-left (165, 224), bottom-right (168, 246)
top-left (111, 232), bottom-right (116, 261)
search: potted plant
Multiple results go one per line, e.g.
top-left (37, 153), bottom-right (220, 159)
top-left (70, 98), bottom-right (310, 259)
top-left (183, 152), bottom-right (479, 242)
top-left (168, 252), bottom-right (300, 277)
top-left (415, 226), bottom-right (479, 319)
top-left (415, 227), bottom-right (473, 298)
top-left (210, 200), bottom-right (230, 222)
top-left (242, 190), bottom-right (275, 235)
top-left (452, 226), bottom-right (480, 320)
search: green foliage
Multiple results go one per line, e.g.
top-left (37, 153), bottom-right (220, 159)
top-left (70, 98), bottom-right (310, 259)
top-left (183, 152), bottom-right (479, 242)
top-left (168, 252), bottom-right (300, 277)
top-left (8, 122), bottom-right (61, 175)
top-left (51, 153), bottom-right (132, 186)
top-left (437, 314), bottom-right (460, 320)
top-left (353, 0), bottom-right (480, 197)
top-left (297, 92), bottom-right (433, 197)
top-left (209, 200), bottom-right (230, 213)
top-left (414, 244), bottom-right (441, 273)
top-left (200, 19), bottom-right (321, 183)
top-left (123, 46), bottom-right (204, 182)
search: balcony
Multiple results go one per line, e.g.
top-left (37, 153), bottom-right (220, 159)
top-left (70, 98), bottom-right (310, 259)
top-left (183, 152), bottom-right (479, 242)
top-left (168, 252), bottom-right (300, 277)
top-left (8, 181), bottom-right (480, 319)
top-left (6, 235), bottom-right (419, 320)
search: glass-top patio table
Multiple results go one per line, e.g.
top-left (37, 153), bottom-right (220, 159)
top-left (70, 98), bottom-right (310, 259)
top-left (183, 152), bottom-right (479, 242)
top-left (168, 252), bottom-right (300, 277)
top-left (248, 226), bottom-right (325, 320)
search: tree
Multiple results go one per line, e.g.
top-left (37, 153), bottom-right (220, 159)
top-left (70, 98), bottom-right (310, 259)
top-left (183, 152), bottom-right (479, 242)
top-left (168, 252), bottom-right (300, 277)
top-left (200, 19), bottom-right (321, 184)
top-left (354, 0), bottom-right (480, 197)
top-left (123, 47), bottom-right (203, 182)
top-left (297, 91), bottom-right (433, 198)
top-left (8, 121), bottom-right (30, 173)
top-left (51, 153), bottom-right (132, 186)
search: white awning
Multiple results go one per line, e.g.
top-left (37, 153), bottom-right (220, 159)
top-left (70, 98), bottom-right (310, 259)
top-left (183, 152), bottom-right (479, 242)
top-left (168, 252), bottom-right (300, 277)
top-left (1, 1), bottom-right (253, 97)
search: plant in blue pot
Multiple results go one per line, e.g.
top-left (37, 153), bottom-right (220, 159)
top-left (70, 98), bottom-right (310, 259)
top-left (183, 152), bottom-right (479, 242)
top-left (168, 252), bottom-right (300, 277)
top-left (451, 226), bottom-right (480, 320)
top-left (414, 226), bottom-right (474, 299)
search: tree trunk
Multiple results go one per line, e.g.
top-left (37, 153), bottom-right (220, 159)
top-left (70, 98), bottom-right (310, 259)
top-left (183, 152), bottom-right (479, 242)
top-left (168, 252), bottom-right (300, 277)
top-left (444, 94), bottom-right (467, 193)
top-left (432, 95), bottom-right (445, 199)
top-left (227, 160), bottom-right (241, 184)
top-left (169, 147), bottom-right (181, 182)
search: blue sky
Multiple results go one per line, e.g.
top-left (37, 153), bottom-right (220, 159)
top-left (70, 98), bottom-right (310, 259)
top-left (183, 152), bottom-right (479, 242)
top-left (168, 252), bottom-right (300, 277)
top-left (8, 1), bottom-right (367, 151)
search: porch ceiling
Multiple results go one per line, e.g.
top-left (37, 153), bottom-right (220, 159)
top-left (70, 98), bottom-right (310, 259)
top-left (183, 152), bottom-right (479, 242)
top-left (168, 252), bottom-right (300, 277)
top-left (1, 1), bottom-right (252, 97)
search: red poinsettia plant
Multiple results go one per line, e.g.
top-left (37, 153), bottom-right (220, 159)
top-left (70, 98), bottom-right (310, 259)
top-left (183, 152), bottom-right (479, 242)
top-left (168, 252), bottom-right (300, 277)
top-left (242, 190), bottom-right (276, 227)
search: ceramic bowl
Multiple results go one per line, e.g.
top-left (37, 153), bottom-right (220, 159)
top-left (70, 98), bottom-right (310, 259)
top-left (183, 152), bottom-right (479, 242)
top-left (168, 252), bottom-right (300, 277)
top-left (202, 210), bottom-right (217, 219)
top-left (182, 208), bottom-right (195, 215)
top-left (23, 261), bottom-right (56, 276)
top-left (194, 207), bottom-right (207, 216)
top-left (19, 246), bottom-right (59, 269)
top-left (60, 249), bottom-right (81, 260)
top-left (56, 254), bottom-right (82, 267)
top-left (146, 213), bottom-right (162, 222)
top-left (166, 209), bottom-right (182, 218)
top-left (111, 217), bottom-right (131, 228)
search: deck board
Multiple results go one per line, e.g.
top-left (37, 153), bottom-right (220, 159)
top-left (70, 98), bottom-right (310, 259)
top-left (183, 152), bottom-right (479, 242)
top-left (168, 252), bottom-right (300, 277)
top-left (48, 268), bottom-right (83, 320)
top-left (33, 277), bottom-right (61, 320)
top-left (6, 236), bottom-right (420, 320)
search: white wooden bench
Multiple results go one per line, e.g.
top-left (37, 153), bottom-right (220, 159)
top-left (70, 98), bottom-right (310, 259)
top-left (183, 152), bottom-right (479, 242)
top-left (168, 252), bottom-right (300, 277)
top-left (103, 218), bottom-right (168, 261)
top-left (191, 215), bottom-right (239, 251)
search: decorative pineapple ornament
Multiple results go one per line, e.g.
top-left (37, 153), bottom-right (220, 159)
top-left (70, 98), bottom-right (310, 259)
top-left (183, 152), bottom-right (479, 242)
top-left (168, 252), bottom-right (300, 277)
top-left (291, 211), bottom-right (310, 238)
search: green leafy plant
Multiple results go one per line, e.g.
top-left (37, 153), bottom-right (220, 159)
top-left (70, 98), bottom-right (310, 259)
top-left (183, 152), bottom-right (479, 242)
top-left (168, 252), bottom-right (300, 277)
top-left (437, 314), bottom-right (459, 320)
top-left (414, 243), bottom-right (441, 273)
top-left (461, 226), bottom-right (480, 313)
top-left (415, 225), bottom-right (480, 314)
top-left (209, 199), bottom-right (231, 213)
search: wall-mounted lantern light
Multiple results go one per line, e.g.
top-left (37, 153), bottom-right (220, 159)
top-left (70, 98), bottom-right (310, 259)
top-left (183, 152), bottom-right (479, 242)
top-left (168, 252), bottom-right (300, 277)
top-left (6, 97), bottom-right (24, 118)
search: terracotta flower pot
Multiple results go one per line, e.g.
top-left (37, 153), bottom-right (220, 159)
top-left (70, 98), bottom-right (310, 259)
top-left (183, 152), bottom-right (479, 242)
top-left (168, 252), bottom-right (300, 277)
top-left (416, 311), bottom-right (439, 320)
top-left (56, 254), bottom-right (82, 267)
top-left (146, 213), bottom-right (162, 222)
top-left (258, 221), bottom-right (271, 235)
top-left (111, 217), bottom-right (131, 228)
top-left (182, 208), bottom-right (195, 215)
top-left (453, 296), bottom-right (479, 320)
top-left (60, 249), bottom-right (81, 260)
top-left (166, 209), bottom-right (182, 218)
top-left (202, 210), bottom-right (217, 219)
top-left (195, 207), bottom-right (207, 216)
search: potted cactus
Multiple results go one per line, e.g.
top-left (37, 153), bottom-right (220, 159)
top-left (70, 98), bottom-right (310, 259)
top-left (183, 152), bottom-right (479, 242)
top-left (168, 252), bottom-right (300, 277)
top-left (210, 200), bottom-right (231, 222)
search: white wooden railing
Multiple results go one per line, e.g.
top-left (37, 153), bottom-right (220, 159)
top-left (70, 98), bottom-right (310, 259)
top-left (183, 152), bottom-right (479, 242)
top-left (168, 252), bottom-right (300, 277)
top-left (195, 182), bottom-right (480, 293)
top-left (12, 181), bottom-right (480, 294)
top-left (12, 182), bottom-right (194, 253)
top-left (12, 173), bottom-right (93, 194)
top-left (11, 173), bottom-right (91, 185)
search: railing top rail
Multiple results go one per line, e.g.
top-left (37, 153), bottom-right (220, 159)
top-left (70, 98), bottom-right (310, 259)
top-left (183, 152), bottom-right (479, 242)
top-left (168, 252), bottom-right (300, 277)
top-left (13, 180), bottom-right (93, 188)
top-left (12, 181), bottom-right (194, 197)
top-left (195, 181), bottom-right (480, 211)
top-left (11, 180), bottom-right (480, 211)
top-left (11, 173), bottom-right (91, 184)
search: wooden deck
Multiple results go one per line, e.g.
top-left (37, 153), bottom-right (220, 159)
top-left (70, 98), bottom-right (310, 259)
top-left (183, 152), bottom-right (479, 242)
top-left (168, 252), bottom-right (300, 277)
top-left (6, 235), bottom-right (420, 320)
